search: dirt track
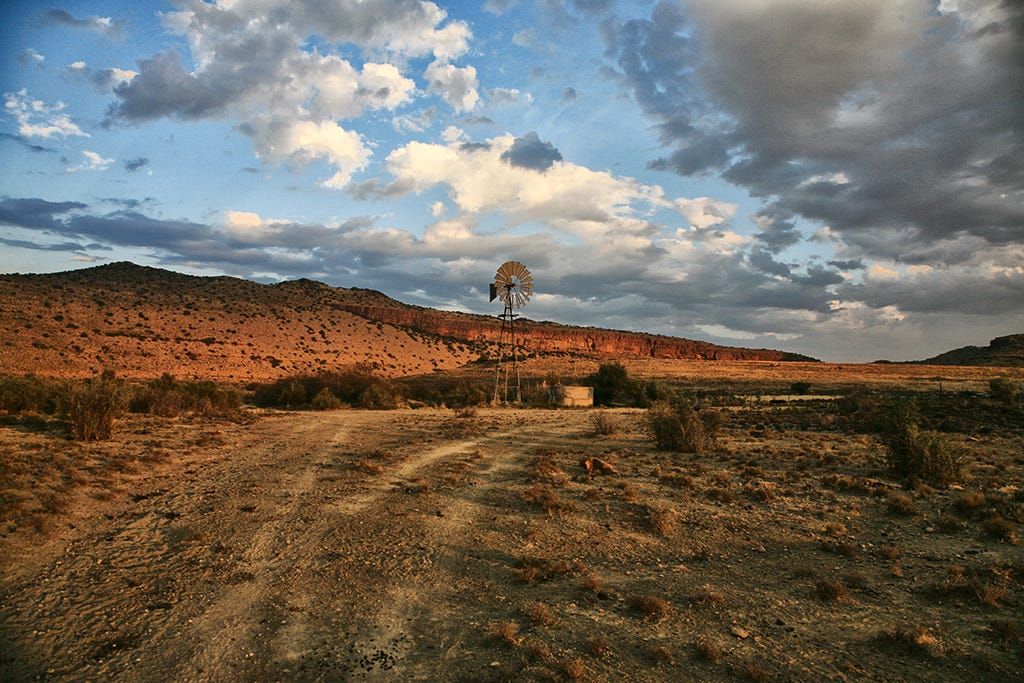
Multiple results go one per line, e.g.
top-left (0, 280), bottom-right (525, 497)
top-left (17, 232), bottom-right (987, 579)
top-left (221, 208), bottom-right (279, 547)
top-left (3, 406), bottom-right (1022, 682)
top-left (1, 409), bottom-right (582, 680)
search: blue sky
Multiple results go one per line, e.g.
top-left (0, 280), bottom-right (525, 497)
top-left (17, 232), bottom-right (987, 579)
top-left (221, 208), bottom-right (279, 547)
top-left (1, 0), bottom-right (1022, 362)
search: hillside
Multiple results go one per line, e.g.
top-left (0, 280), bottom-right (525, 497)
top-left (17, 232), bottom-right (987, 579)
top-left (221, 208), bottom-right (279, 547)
top-left (910, 334), bottom-right (1024, 367)
top-left (0, 262), bottom-right (813, 381)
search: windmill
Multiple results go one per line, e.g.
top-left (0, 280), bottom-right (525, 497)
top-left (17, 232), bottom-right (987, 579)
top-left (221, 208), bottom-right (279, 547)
top-left (490, 260), bottom-right (533, 404)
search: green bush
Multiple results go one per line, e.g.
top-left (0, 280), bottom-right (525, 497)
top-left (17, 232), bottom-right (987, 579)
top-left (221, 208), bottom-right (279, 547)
top-left (0, 374), bottom-right (55, 414)
top-left (648, 399), bottom-right (721, 452)
top-left (880, 399), bottom-right (962, 486)
top-left (310, 387), bottom-right (344, 410)
top-left (590, 362), bottom-right (639, 406)
top-left (989, 377), bottom-right (1018, 405)
top-left (251, 366), bottom-right (403, 410)
top-left (58, 372), bottom-right (125, 441)
top-left (128, 374), bottom-right (243, 416)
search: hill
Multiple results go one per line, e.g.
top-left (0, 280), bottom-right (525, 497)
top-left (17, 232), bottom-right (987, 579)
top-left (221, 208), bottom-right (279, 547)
top-left (909, 334), bottom-right (1024, 367)
top-left (0, 262), bottom-right (814, 381)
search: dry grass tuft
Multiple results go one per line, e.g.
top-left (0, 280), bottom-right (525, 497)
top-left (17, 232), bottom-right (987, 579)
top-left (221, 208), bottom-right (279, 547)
top-left (694, 637), bottom-right (723, 663)
top-left (877, 624), bottom-right (945, 658)
top-left (631, 594), bottom-right (671, 621)
top-left (981, 515), bottom-right (1018, 544)
top-left (988, 619), bottom-right (1021, 646)
top-left (815, 580), bottom-right (851, 603)
top-left (520, 484), bottom-right (576, 515)
top-left (592, 410), bottom-right (618, 436)
top-left (526, 601), bottom-right (557, 626)
top-left (736, 658), bottom-right (769, 681)
top-left (649, 645), bottom-right (674, 665)
top-left (886, 491), bottom-right (918, 516)
top-left (560, 657), bottom-right (587, 680)
top-left (587, 634), bottom-right (612, 658)
top-left (490, 621), bottom-right (522, 647)
top-left (646, 503), bottom-right (678, 536)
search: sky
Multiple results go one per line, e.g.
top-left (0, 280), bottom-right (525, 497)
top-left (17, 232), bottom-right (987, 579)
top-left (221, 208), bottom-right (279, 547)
top-left (1, 0), bottom-right (1022, 363)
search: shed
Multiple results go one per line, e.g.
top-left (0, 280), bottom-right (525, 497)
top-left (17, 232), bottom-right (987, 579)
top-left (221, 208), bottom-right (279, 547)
top-left (550, 385), bottom-right (594, 407)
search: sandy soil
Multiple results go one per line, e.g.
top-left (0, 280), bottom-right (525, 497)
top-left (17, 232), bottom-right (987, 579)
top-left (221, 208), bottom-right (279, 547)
top-left (2, 406), bottom-right (1022, 681)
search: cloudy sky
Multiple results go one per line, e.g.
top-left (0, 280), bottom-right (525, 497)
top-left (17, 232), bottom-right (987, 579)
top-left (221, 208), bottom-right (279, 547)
top-left (1, 0), bottom-right (1022, 362)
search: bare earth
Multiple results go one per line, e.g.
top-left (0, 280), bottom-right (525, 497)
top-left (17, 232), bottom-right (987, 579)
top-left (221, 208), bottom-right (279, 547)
top-left (2, 404), bottom-right (1022, 681)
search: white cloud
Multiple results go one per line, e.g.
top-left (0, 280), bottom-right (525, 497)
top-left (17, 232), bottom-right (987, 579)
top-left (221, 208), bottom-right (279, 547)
top-left (673, 197), bottom-right (737, 229)
top-left (424, 61), bottom-right (479, 111)
top-left (3, 89), bottom-right (88, 139)
top-left (68, 150), bottom-right (114, 172)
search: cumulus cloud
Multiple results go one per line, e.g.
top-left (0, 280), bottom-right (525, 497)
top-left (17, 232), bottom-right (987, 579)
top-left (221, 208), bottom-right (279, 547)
top-left (17, 49), bottom-right (45, 68)
top-left (107, 0), bottom-right (474, 187)
top-left (607, 0), bottom-right (1024, 268)
top-left (3, 89), bottom-right (88, 139)
top-left (424, 61), bottom-right (479, 111)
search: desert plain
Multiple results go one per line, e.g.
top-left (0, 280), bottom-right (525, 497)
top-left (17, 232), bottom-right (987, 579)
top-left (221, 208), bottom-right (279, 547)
top-left (1, 359), bottom-right (1022, 682)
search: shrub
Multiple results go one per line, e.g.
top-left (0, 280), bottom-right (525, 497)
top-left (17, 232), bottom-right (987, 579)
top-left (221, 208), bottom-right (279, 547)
top-left (58, 372), bottom-right (124, 441)
top-left (250, 366), bottom-right (402, 410)
top-left (791, 381), bottom-right (812, 395)
top-left (129, 374), bottom-right (243, 417)
top-left (989, 377), bottom-right (1018, 404)
top-left (310, 387), bottom-right (343, 410)
top-left (592, 410), bottom-right (618, 436)
top-left (0, 374), bottom-right (55, 414)
top-left (590, 362), bottom-right (637, 406)
top-left (880, 399), bottom-right (962, 486)
top-left (648, 399), bottom-right (721, 452)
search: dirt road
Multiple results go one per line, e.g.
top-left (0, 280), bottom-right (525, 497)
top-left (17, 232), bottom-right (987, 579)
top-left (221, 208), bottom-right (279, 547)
top-left (1, 409), bottom-right (578, 681)
top-left (3, 406), bottom-right (1022, 682)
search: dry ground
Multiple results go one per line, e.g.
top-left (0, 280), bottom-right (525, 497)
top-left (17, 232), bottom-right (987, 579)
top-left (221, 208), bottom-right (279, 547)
top-left (1, 399), bottom-right (1022, 681)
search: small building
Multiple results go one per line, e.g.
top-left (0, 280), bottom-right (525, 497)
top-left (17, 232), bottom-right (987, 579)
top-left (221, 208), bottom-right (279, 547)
top-left (550, 385), bottom-right (594, 407)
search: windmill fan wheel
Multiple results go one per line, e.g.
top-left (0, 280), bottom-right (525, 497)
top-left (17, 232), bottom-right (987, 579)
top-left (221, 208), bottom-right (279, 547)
top-left (494, 260), bottom-right (533, 308)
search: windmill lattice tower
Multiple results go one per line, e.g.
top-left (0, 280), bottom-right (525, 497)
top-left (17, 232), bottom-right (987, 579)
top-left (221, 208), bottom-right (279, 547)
top-left (489, 261), bottom-right (533, 404)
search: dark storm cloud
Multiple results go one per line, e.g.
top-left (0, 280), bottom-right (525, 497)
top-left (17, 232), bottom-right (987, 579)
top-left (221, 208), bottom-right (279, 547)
top-left (124, 157), bottom-right (149, 172)
top-left (828, 259), bottom-right (863, 271)
top-left (42, 9), bottom-right (124, 39)
top-left (0, 197), bottom-right (87, 229)
top-left (108, 51), bottom-right (242, 121)
top-left (499, 131), bottom-right (563, 171)
top-left (607, 0), bottom-right (1024, 264)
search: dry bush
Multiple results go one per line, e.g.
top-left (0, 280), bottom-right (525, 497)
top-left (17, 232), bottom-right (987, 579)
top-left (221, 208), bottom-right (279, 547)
top-left (743, 480), bottom-right (778, 503)
top-left (648, 399), bottom-right (721, 452)
top-left (58, 373), bottom-right (124, 442)
top-left (816, 580), bottom-right (851, 603)
top-left (936, 512), bottom-right (965, 532)
top-left (982, 515), bottom-right (1018, 544)
top-left (736, 659), bottom-right (769, 681)
top-left (588, 635), bottom-right (612, 658)
top-left (631, 595), bottom-right (671, 621)
top-left (954, 492), bottom-right (988, 515)
top-left (877, 624), bottom-right (945, 658)
top-left (646, 503), bottom-right (678, 536)
top-left (582, 574), bottom-right (603, 593)
top-left (310, 387), bottom-right (343, 410)
top-left (886, 492), bottom-right (918, 516)
top-left (513, 555), bottom-right (583, 583)
top-left (526, 601), bottom-right (556, 626)
top-left (520, 484), bottom-right (575, 515)
top-left (881, 401), bottom-right (962, 486)
top-left (988, 619), bottom-right (1021, 646)
top-left (694, 637), bottom-right (723, 663)
top-left (706, 486), bottom-right (736, 504)
top-left (522, 637), bottom-right (552, 662)
top-left (560, 657), bottom-right (587, 680)
top-left (650, 645), bottom-right (674, 665)
top-left (531, 455), bottom-right (569, 486)
top-left (490, 621), bottom-right (522, 646)
top-left (688, 590), bottom-right (726, 608)
top-left (658, 471), bottom-right (695, 488)
top-left (592, 410), bottom-right (618, 436)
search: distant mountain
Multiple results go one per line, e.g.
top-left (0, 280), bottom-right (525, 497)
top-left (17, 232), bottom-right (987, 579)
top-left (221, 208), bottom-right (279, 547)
top-left (0, 262), bottom-right (815, 380)
top-left (906, 335), bottom-right (1024, 367)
